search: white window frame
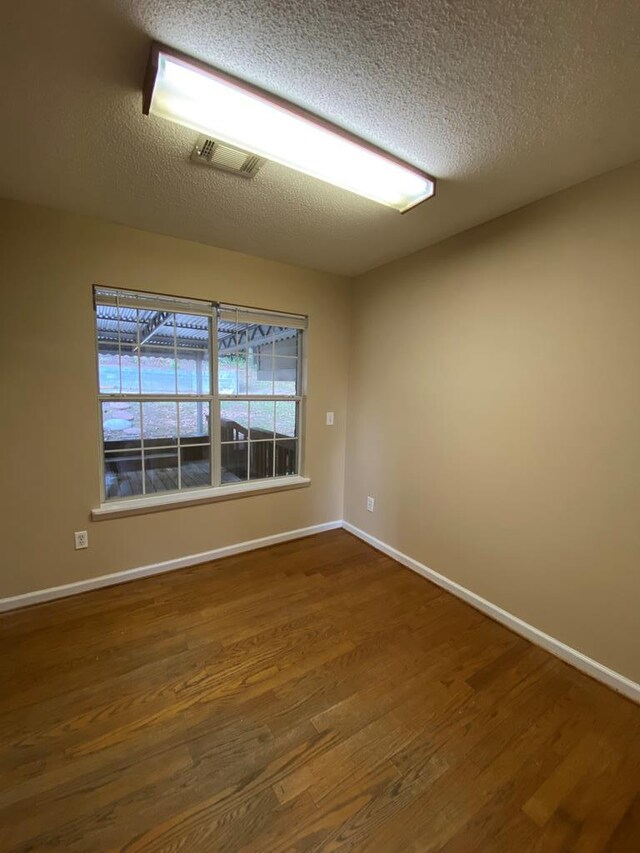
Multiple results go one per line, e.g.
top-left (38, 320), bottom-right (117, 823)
top-left (91, 286), bottom-right (309, 519)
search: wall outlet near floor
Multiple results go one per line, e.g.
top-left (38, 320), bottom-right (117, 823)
top-left (74, 530), bottom-right (89, 550)
top-left (326, 411), bottom-right (334, 426)
top-left (366, 496), bottom-right (375, 512)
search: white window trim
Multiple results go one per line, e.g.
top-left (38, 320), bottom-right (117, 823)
top-left (91, 475), bottom-right (310, 520)
top-left (93, 286), bottom-right (308, 517)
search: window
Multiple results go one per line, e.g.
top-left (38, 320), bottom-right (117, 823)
top-left (94, 286), bottom-right (306, 507)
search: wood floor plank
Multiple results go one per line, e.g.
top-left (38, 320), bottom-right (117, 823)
top-left (0, 529), bottom-right (638, 851)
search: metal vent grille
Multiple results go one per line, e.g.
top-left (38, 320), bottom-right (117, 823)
top-left (190, 135), bottom-right (265, 178)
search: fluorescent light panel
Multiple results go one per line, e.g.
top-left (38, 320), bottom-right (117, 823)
top-left (143, 44), bottom-right (435, 212)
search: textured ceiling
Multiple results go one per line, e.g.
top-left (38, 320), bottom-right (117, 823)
top-left (0, 0), bottom-right (639, 276)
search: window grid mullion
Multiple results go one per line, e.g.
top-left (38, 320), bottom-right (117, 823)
top-left (211, 309), bottom-right (221, 487)
top-left (218, 395), bottom-right (302, 402)
top-left (98, 394), bottom-right (215, 402)
top-left (117, 295), bottom-right (123, 396)
top-left (174, 316), bottom-right (181, 492)
top-left (136, 307), bottom-right (147, 494)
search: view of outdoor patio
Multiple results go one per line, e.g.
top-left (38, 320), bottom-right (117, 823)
top-left (96, 300), bottom-right (300, 499)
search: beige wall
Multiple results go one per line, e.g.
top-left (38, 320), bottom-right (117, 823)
top-left (2, 162), bottom-right (639, 683)
top-left (0, 200), bottom-right (351, 598)
top-left (345, 160), bottom-right (640, 682)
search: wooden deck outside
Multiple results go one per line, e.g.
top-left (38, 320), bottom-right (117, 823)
top-left (104, 421), bottom-right (297, 498)
top-left (107, 459), bottom-right (213, 497)
top-left (0, 529), bottom-right (638, 850)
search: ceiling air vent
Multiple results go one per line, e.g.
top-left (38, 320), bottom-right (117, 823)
top-left (190, 135), bottom-right (265, 178)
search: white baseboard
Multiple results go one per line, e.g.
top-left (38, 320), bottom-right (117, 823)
top-left (3, 517), bottom-right (637, 704)
top-left (342, 521), bottom-right (640, 704)
top-left (0, 520), bottom-right (343, 614)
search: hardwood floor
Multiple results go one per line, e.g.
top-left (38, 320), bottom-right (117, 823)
top-left (0, 529), bottom-right (638, 851)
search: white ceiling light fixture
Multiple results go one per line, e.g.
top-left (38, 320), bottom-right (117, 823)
top-left (143, 42), bottom-right (435, 213)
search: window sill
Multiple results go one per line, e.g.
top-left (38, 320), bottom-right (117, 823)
top-left (91, 475), bottom-right (311, 520)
